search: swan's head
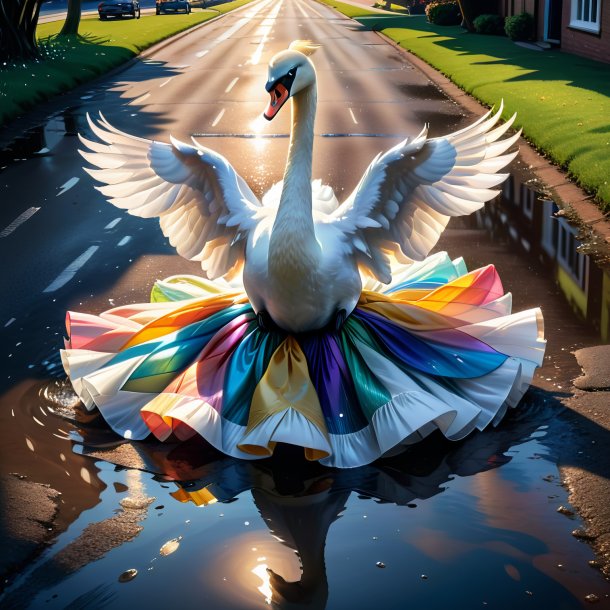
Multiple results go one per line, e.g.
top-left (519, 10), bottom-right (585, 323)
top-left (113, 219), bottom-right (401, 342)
top-left (263, 41), bottom-right (320, 121)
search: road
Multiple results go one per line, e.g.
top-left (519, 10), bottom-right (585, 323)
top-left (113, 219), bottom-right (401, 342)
top-left (0, 0), bottom-right (467, 390)
top-left (1, 0), bottom-right (609, 605)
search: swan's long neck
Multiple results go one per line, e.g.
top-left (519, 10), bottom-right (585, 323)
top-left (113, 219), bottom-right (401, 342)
top-left (269, 85), bottom-right (318, 263)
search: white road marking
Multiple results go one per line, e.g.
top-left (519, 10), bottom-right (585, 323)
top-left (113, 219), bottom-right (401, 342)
top-left (130, 92), bottom-right (151, 105)
top-left (4, 318), bottom-right (16, 327)
top-left (225, 77), bottom-right (239, 93)
top-left (117, 235), bottom-right (132, 247)
top-left (212, 109), bottom-right (226, 127)
top-left (303, 0), bottom-right (324, 16)
top-left (248, 0), bottom-right (283, 65)
top-left (296, 1), bottom-right (309, 17)
top-left (0, 207), bottom-right (40, 238)
top-left (349, 108), bottom-right (358, 124)
top-left (57, 177), bottom-right (79, 197)
top-left (195, 49), bottom-right (209, 58)
top-left (159, 77), bottom-right (174, 87)
top-left (104, 217), bottom-right (122, 230)
top-left (215, 0), bottom-right (273, 44)
top-left (217, 17), bottom-right (252, 42)
top-left (43, 246), bottom-right (99, 293)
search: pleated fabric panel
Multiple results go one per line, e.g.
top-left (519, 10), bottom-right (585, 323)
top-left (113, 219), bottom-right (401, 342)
top-left (61, 253), bottom-right (546, 468)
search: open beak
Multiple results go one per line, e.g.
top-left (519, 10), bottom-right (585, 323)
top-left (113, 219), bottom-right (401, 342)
top-left (263, 82), bottom-right (290, 121)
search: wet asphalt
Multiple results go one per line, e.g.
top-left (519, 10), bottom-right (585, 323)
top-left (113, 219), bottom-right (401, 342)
top-left (1, 0), bottom-right (609, 607)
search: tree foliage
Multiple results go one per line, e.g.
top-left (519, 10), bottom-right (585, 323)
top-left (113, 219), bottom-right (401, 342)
top-left (0, 0), bottom-right (44, 62)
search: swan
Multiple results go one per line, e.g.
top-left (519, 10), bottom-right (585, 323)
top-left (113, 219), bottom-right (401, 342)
top-left (79, 40), bottom-right (520, 333)
top-left (66, 40), bottom-right (545, 468)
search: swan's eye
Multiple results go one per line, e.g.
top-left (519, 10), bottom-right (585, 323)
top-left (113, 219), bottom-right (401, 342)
top-left (287, 68), bottom-right (296, 78)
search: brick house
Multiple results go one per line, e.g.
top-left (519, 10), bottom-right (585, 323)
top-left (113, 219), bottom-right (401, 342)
top-left (501, 0), bottom-right (610, 62)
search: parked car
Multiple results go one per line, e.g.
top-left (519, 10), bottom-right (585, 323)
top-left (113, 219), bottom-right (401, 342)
top-left (98, 0), bottom-right (140, 19)
top-left (156, 0), bottom-right (191, 14)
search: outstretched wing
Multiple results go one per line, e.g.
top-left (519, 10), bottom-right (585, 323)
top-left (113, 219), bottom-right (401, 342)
top-left (79, 113), bottom-right (262, 280)
top-left (330, 104), bottom-right (519, 284)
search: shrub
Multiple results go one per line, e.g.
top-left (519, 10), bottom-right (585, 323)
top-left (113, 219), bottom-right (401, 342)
top-left (504, 12), bottom-right (534, 40)
top-left (473, 13), bottom-right (504, 35)
top-left (425, 0), bottom-right (461, 25)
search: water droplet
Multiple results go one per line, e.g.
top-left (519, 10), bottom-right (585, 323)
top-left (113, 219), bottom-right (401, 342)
top-left (375, 562), bottom-right (385, 568)
top-left (585, 593), bottom-right (599, 603)
top-left (421, 574), bottom-right (428, 580)
top-left (160, 537), bottom-right (182, 557)
top-left (118, 568), bottom-right (138, 583)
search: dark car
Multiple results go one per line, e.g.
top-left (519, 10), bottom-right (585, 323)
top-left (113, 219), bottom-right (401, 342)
top-left (156, 0), bottom-right (191, 14)
top-left (98, 0), bottom-right (141, 19)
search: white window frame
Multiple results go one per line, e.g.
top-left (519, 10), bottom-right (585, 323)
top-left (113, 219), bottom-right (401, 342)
top-left (570, 0), bottom-right (602, 33)
top-left (557, 218), bottom-right (589, 291)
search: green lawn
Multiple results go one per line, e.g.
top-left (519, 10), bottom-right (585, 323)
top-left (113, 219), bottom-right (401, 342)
top-left (0, 0), bottom-right (253, 127)
top-left (317, 0), bottom-right (610, 211)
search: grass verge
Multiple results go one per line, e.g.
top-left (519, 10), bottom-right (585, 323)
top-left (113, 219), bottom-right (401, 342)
top-left (317, 0), bottom-right (610, 211)
top-left (0, 0), bottom-right (253, 127)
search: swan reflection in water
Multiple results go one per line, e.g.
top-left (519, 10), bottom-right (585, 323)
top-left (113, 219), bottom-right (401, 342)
top-left (132, 400), bottom-right (548, 610)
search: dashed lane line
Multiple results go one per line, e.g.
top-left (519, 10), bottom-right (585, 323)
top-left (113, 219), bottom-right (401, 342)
top-left (0, 207), bottom-right (40, 238)
top-left (43, 246), bottom-right (99, 293)
top-left (225, 77), bottom-right (239, 93)
top-left (57, 177), bottom-right (79, 197)
top-left (212, 109), bottom-right (226, 127)
top-left (104, 217), bottom-right (122, 230)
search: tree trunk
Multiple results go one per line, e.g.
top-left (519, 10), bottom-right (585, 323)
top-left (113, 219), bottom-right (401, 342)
top-left (0, 0), bottom-right (43, 63)
top-left (59, 0), bottom-right (81, 36)
top-left (456, 0), bottom-right (474, 30)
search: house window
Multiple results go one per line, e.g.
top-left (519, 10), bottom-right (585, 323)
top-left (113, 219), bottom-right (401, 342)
top-left (570, 0), bottom-right (601, 33)
top-left (557, 218), bottom-right (589, 291)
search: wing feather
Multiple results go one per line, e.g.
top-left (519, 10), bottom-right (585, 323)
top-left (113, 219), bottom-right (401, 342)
top-left (79, 114), bottom-right (261, 279)
top-left (330, 104), bottom-right (518, 283)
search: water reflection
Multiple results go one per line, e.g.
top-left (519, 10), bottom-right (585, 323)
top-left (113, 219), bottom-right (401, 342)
top-left (113, 397), bottom-right (563, 609)
top-left (2, 376), bottom-right (608, 608)
top-left (0, 107), bottom-right (80, 169)
top-left (466, 174), bottom-right (610, 343)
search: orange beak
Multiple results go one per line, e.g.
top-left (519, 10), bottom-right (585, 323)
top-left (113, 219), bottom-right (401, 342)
top-left (264, 83), bottom-right (290, 121)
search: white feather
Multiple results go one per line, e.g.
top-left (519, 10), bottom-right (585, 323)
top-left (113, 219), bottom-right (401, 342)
top-left (79, 46), bottom-right (517, 334)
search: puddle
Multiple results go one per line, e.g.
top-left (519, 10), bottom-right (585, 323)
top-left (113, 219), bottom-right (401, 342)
top-left (1, 384), bottom-right (609, 608)
top-left (464, 170), bottom-right (610, 344)
top-left (0, 107), bottom-right (79, 170)
top-left (1, 124), bottom-right (610, 608)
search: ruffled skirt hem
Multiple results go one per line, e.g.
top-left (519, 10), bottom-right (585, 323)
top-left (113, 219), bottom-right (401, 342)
top-left (61, 252), bottom-right (546, 468)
